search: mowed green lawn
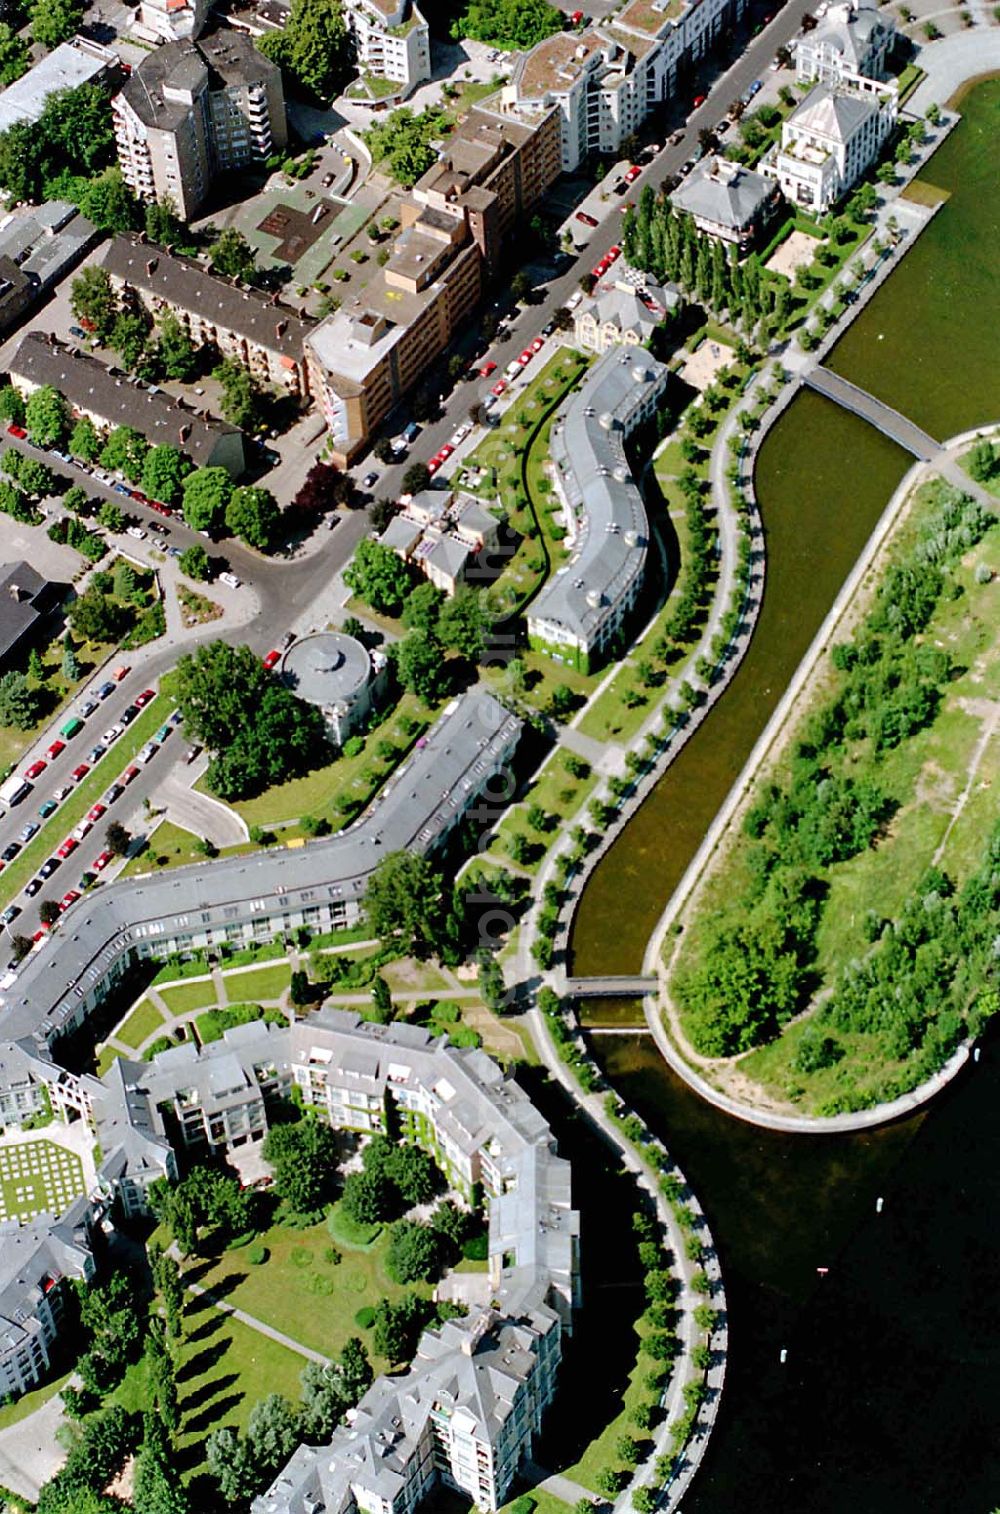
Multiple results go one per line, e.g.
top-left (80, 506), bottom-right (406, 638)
top-left (159, 980), bottom-right (219, 1016)
top-left (183, 1206), bottom-right (431, 1369)
top-left (223, 963), bottom-right (291, 1002)
top-left (117, 1308), bottom-right (308, 1484)
top-left (114, 996), bottom-right (166, 1050)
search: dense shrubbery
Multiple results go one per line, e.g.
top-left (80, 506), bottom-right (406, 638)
top-left (676, 484), bottom-right (994, 1061)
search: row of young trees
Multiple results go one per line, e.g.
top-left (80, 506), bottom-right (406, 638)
top-left (676, 484), bottom-right (995, 1059)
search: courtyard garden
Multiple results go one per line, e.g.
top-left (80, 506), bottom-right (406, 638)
top-left (0, 1137), bottom-right (86, 1222)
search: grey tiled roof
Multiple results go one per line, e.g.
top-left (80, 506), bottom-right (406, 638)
top-left (670, 156), bottom-right (776, 230)
top-left (102, 236), bottom-right (314, 360)
top-left (528, 347), bottom-right (668, 646)
top-left (8, 332), bottom-right (243, 469)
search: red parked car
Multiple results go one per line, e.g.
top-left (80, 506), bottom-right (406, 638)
top-left (56, 837), bottom-right (79, 859)
top-left (71, 763), bottom-right (89, 783)
top-left (575, 211), bottom-right (598, 228)
top-left (492, 379), bottom-right (507, 397)
top-left (7, 423), bottom-right (26, 439)
top-left (112, 664), bottom-right (130, 682)
top-left (122, 764), bottom-right (140, 785)
top-left (624, 164), bottom-right (642, 183)
top-left (23, 760), bottom-right (46, 780)
top-left (86, 803), bottom-right (106, 823)
top-left (45, 740), bottom-right (66, 761)
top-left (93, 850), bottom-right (114, 872)
top-left (59, 890), bottom-right (81, 913)
top-left (134, 689), bottom-right (156, 707)
top-left (262, 650), bottom-right (281, 670)
top-left (479, 360), bottom-right (498, 378)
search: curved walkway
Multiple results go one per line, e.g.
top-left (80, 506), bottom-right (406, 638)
top-left (528, 1004), bottom-right (727, 1513)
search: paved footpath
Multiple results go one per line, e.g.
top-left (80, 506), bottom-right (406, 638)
top-left (180, 1273), bottom-right (331, 1366)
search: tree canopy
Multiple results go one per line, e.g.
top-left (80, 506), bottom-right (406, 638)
top-left (0, 81), bottom-right (114, 204)
top-left (225, 483), bottom-right (280, 550)
top-left (209, 227), bottom-right (258, 283)
top-left (262, 1115), bottom-right (339, 1215)
top-left (142, 443), bottom-right (191, 506)
top-left (363, 850), bottom-right (453, 958)
top-left (344, 538), bottom-right (414, 616)
top-left (173, 640), bottom-right (328, 799)
top-left (257, 0), bottom-right (349, 100)
top-left (182, 466), bottom-right (233, 533)
top-left (452, 0), bottom-right (562, 49)
top-left (363, 108), bottom-right (446, 188)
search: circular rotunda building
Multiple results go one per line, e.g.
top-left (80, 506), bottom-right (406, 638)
top-left (280, 631), bottom-right (385, 747)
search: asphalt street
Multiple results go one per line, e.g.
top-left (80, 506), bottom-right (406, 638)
top-left (368, 0), bottom-right (818, 500)
top-left (0, 0), bottom-right (816, 943)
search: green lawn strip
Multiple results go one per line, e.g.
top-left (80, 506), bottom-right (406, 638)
top-left (0, 1370), bottom-right (71, 1432)
top-left (183, 1211), bottom-right (430, 1368)
top-left (0, 698), bottom-right (173, 907)
top-left (114, 996), bottom-right (166, 1050)
top-left (96, 1044), bottom-right (123, 1076)
top-left (486, 753), bottom-right (599, 874)
top-left (159, 980), bottom-right (219, 1016)
top-left (173, 1313), bottom-right (308, 1480)
top-left (153, 957), bottom-right (214, 984)
top-left (220, 962), bottom-right (291, 1002)
top-left (310, 924), bottom-right (378, 950)
top-left (560, 1311), bottom-right (655, 1493)
top-left (124, 821), bottom-right (256, 876)
top-left (196, 692), bottom-right (433, 830)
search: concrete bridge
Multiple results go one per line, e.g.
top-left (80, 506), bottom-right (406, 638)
top-left (564, 975), bottom-right (658, 998)
top-left (804, 367), bottom-right (940, 460)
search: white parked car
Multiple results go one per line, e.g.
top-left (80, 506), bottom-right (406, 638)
top-left (125, 525), bottom-right (147, 540)
top-left (102, 725), bottom-right (123, 745)
top-left (137, 741), bottom-right (158, 765)
top-left (218, 571), bottom-right (241, 589)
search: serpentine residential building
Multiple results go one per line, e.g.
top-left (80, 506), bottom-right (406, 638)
top-left (0, 690), bottom-right (528, 1406)
top-left (0, 691), bottom-right (520, 1128)
top-left (527, 347), bottom-right (667, 672)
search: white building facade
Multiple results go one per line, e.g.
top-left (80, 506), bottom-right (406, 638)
top-left (794, 0), bottom-right (895, 86)
top-left (348, 0), bottom-right (431, 91)
top-left (764, 72), bottom-right (897, 212)
top-left (501, 0), bottom-right (748, 172)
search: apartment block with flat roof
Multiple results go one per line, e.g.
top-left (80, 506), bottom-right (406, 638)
top-left (102, 234), bottom-right (314, 397)
top-left (113, 32), bottom-right (286, 221)
top-left (306, 102), bottom-right (561, 464)
top-left (499, 0), bottom-right (746, 172)
top-left (347, 0), bottom-right (432, 91)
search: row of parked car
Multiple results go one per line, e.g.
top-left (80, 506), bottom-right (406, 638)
top-left (0, 683), bottom-right (183, 938)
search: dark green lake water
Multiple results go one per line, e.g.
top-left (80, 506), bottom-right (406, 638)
top-left (827, 78), bottom-right (1000, 441)
top-left (564, 78), bottom-right (1000, 1513)
top-left (570, 392), bottom-right (910, 979)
